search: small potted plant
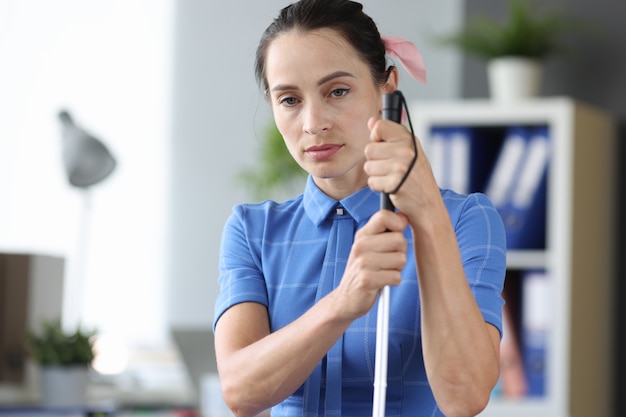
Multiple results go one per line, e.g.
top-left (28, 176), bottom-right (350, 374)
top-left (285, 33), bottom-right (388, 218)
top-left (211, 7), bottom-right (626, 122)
top-left (26, 319), bottom-right (96, 406)
top-left (438, 0), bottom-right (582, 101)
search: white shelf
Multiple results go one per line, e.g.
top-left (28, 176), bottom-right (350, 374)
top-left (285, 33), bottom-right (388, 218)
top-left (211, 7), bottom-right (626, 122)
top-left (410, 97), bottom-right (616, 417)
top-left (506, 250), bottom-right (548, 269)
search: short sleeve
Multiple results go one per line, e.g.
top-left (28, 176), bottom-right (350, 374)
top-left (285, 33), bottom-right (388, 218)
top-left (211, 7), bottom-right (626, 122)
top-left (213, 205), bottom-right (269, 331)
top-left (448, 191), bottom-right (507, 337)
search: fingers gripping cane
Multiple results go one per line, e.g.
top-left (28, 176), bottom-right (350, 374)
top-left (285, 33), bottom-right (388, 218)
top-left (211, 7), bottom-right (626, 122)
top-left (373, 90), bottom-right (417, 417)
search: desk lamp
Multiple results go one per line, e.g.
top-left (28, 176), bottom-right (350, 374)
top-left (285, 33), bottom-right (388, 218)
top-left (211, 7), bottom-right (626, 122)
top-left (58, 110), bottom-right (116, 334)
top-left (59, 110), bottom-right (116, 188)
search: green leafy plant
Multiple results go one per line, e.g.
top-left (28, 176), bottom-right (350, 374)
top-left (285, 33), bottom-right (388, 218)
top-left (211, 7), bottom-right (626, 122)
top-left (437, 0), bottom-right (582, 60)
top-left (26, 320), bottom-right (96, 367)
top-left (238, 122), bottom-right (307, 200)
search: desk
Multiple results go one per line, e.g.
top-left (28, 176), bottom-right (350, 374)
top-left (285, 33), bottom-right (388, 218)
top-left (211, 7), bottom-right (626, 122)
top-left (0, 405), bottom-right (200, 417)
top-left (0, 383), bottom-right (198, 417)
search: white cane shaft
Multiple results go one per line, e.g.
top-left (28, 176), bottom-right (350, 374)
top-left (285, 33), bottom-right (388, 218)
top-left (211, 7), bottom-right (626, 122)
top-left (373, 285), bottom-right (390, 417)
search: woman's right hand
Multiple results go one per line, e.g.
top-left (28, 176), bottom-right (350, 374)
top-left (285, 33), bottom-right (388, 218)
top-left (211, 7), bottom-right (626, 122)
top-left (330, 209), bottom-right (408, 320)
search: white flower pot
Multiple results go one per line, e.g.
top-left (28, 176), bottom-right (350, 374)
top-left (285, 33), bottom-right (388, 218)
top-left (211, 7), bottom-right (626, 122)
top-left (39, 366), bottom-right (89, 406)
top-left (487, 57), bottom-right (543, 102)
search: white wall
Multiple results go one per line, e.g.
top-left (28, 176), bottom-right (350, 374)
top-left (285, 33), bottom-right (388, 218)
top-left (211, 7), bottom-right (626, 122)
top-left (167, 0), bottom-right (465, 327)
top-left (0, 0), bottom-right (172, 347)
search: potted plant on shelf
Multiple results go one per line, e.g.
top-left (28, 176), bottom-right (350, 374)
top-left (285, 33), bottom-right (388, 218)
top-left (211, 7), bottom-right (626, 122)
top-left (438, 0), bottom-right (582, 101)
top-left (26, 319), bottom-right (96, 406)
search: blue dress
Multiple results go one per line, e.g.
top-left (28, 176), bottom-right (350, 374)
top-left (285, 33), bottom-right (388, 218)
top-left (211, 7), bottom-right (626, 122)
top-left (214, 176), bottom-right (506, 417)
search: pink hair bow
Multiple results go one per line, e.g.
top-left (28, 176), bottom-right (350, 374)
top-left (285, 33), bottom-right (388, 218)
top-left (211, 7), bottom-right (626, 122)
top-left (382, 35), bottom-right (427, 84)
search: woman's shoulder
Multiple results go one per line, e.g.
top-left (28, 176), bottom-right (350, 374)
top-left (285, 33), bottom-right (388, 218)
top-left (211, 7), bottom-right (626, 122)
top-left (440, 188), bottom-right (495, 208)
top-left (440, 188), bottom-right (501, 224)
top-left (231, 194), bottom-right (306, 224)
top-left (440, 188), bottom-right (506, 249)
top-left (235, 193), bottom-right (303, 211)
top-left (223, 194), bottom-right (309, 243)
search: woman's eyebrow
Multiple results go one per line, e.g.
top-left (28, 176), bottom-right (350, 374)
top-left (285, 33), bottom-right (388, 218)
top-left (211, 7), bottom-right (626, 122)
top-left (270, 83), bottom-right (297, 93)
top-left (317, 71), bottom-right (355, 86)
top-left (270, 71), bottom-right (355, 93)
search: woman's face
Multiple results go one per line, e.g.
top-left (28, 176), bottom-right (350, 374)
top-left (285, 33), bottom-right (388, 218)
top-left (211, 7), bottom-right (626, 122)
top-left (265, 28), bottom-right (391, 197)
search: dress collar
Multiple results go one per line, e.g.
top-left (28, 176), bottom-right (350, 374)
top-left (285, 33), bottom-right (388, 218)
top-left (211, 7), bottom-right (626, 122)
top-left (302, 175), bottom-right (380, 226)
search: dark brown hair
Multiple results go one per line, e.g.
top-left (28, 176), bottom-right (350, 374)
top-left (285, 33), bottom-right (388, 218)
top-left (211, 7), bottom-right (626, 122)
top-left (255, 0), bottom-right (389, 94)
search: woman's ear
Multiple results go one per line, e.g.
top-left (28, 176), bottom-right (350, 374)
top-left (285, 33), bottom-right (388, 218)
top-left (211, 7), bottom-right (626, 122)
top-left (383, 66), bottom-right (399, 94)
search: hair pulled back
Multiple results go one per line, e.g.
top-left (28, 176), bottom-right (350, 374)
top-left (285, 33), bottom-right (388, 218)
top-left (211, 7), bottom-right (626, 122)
top-left (255, 0), bottom-right (388, 94)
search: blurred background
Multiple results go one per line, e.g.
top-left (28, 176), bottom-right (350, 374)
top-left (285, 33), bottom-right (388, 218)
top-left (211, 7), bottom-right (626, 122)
top-left (0, 0), bottom-right (624, 415)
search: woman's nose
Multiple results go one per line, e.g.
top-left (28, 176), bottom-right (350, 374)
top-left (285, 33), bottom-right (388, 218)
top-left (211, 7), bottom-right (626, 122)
top-left (302, 102), bottom-right (331, 135)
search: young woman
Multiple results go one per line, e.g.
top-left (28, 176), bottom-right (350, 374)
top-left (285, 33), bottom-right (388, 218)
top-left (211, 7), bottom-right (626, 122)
top-left (213, 1), bottom-right (506, 416)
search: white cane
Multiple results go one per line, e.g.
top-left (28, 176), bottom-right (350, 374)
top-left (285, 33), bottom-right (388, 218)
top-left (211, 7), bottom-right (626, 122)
top-left (373, 285), bottom-right (390, 417)
top-left (373, 91), bottom-right (416, 417)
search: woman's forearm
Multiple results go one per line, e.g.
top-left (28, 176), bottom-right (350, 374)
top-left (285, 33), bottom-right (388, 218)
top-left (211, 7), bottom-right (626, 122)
top-left (412, 209), bottom-right (500, 417)
top-left (215, 295), bottom-right (352, 417)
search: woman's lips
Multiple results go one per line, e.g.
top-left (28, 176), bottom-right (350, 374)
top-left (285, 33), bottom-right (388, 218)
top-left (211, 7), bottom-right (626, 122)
top-left (305, 144), bottom-right (343, 160)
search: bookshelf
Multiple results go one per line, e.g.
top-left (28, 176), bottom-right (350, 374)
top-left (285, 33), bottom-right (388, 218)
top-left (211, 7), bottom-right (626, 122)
top-left (410, 97), bottom-right (616, 417)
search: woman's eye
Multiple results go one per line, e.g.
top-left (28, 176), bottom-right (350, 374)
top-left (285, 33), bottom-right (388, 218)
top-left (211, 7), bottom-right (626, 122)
top-left (331, 88), bottom-right (350, 98)
top-left (279, 96), bottom-right (299, 106)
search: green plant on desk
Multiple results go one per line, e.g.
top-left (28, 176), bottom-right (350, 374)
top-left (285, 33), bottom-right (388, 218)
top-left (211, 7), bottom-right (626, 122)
top-left (26, 320), bottom-right (95, 366)
top-left (26, 319), bottom-right (97, 406)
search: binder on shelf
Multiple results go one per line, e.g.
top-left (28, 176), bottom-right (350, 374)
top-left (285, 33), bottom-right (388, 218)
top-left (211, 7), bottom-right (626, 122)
top-left (484, 126), bottom-right (550, 250)
top-left (483, 127), bottom-right (528, 208)
top-left (427, 126), bottom-right (480, 195)
top-left (521, 270), bottom-right (551, 397)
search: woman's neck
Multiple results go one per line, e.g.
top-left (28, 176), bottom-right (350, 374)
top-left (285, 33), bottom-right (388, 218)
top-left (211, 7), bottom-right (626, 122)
top-left (313, 175), bottom-right (369, 201)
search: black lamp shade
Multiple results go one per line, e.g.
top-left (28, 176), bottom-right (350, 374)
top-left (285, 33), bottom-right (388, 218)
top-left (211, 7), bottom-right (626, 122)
top-left (59, 110), bottom-right (117, 188)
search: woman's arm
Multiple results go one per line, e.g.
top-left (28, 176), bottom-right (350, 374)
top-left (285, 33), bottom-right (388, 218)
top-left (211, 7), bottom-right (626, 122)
top-left (366, 118), bottom-right (503, 417)
top-left (215, 298), bottom-right (350, 417)
top-left (411, 201), bottom-right (501, 417)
